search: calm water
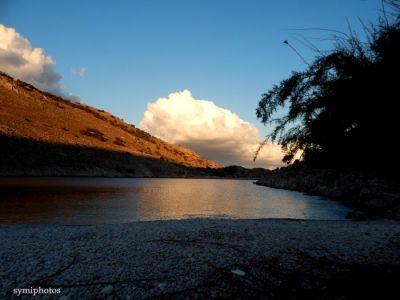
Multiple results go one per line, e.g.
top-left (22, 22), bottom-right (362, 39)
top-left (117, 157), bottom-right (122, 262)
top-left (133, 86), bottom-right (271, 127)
top-left (0, 178), bottom-right (355, 224)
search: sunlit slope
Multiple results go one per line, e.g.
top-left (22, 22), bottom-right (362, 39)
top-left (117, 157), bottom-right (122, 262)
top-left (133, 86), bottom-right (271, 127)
top-left (0, 72), bottom-right (221, 169)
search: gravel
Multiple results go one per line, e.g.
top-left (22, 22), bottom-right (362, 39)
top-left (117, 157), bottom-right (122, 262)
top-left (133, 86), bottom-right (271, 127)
top-left (1, 218), bottom-right (400, 299)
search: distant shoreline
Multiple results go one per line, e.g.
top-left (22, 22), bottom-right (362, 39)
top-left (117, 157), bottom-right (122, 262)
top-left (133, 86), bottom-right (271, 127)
top-left (0, 175), bottom-right (257, 180)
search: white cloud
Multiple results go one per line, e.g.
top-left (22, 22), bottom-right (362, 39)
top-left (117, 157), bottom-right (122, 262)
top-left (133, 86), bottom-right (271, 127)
top-left (0, 23), bottom-right (77, 100)
top-left (140, 90), bottom-right (285, 169)
top-left (72, 67), bottom-right (87, 78)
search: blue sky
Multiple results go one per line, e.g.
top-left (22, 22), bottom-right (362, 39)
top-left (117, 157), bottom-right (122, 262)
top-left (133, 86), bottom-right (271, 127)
top-left (0, 0), bottom-right (385, 167)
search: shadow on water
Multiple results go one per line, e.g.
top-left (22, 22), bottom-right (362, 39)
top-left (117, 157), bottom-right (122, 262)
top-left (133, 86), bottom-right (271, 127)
top-left (0, 178), bottom-right (356, 224)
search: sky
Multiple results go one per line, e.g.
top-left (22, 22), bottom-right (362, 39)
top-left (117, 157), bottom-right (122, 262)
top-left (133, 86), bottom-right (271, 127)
top-left (0, 0), bottom-right (385, 168)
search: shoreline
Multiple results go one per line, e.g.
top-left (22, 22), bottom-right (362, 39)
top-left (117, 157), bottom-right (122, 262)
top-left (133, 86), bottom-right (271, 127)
top-left (0, 176), bottom-right (258, 180)
top-left (2, 218), bottom-right (400, 299)
top-left (255, 166), bottom-right (400, 220)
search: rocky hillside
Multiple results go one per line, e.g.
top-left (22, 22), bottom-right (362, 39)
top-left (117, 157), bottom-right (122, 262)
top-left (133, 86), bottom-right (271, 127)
top-left (0, 72), bottom-right (221, 176)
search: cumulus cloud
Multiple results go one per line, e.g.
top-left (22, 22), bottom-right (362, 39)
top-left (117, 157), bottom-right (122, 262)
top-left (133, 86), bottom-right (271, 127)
top-left (140, 90), bottom-right (285, 169)
top-left (0, 23), bottom-right (77, 100)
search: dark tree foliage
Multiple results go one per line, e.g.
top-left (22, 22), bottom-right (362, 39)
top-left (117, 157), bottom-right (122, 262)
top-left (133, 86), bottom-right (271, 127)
top-left (256, 2), bottom-right (400, 170)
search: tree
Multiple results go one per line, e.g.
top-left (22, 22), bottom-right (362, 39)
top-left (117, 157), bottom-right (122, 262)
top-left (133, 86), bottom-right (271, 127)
top-left (255, 1), bottom-right (400, 171)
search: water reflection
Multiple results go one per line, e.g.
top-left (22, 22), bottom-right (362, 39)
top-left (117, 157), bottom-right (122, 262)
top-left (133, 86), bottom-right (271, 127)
top-left (0, 178), bottom-right (355, 224)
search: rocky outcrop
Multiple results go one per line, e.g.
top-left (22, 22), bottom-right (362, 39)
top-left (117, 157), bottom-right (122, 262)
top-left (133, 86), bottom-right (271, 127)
top-left (255, 164), bottom-right (400, 219)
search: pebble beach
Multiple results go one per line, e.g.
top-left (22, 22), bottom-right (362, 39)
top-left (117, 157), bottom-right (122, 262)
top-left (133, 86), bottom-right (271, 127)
top-left (1, 218), bottom-right (400, 299)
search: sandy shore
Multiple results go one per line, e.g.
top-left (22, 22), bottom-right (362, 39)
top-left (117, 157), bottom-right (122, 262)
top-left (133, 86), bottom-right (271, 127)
top-left (1, 219), bottom-right (400, 299)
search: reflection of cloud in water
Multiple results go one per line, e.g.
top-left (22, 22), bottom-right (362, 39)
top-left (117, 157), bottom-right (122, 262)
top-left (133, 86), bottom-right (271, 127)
top-left (134, 179), bottom-right (237, 220)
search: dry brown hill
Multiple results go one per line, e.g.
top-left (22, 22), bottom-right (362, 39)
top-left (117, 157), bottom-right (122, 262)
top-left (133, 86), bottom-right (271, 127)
top-left (0, 72), bottom-right (221, 176)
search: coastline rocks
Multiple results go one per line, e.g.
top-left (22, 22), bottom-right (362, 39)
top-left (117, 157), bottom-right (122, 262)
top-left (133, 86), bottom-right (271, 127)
top-left (255, 165), bottom-right (400, 219)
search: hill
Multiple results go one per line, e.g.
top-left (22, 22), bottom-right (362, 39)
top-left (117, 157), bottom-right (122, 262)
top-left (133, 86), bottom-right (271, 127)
top-left (0, 72), bottom-right (221, 176)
